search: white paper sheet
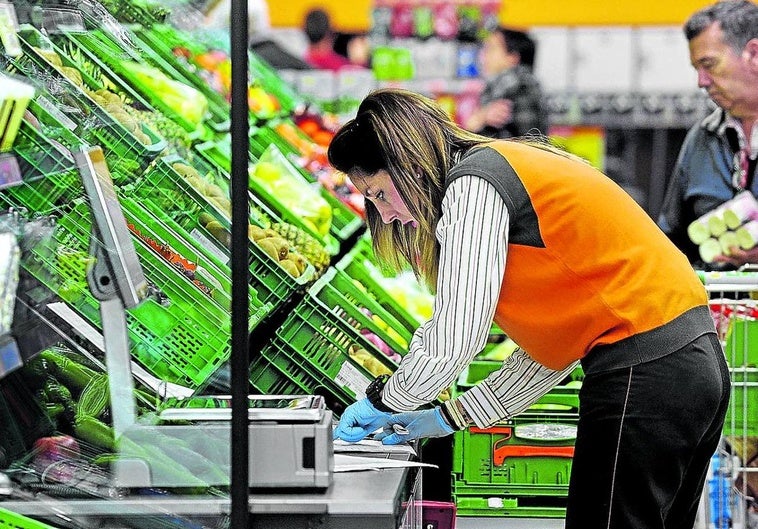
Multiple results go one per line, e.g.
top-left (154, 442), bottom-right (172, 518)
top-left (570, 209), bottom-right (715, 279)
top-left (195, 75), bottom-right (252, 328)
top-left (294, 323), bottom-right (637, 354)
top-left (333, 454), bottom-right (438, 473)
top-left (333, 439), bottom-right (417, 457)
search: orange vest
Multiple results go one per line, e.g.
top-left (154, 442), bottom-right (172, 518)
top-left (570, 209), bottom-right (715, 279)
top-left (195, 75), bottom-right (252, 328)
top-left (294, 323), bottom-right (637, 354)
top-left (447, 142), bottom-right (708, 370)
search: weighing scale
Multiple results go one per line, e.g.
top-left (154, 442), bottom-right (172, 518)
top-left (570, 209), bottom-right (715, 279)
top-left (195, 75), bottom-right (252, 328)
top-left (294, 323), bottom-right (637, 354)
top-left (75, 145), bottom-right (334, 490)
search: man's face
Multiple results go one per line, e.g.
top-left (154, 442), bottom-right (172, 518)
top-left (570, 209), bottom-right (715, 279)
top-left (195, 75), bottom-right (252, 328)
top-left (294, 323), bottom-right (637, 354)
top-left (689, 22), bottom-right (758, 119)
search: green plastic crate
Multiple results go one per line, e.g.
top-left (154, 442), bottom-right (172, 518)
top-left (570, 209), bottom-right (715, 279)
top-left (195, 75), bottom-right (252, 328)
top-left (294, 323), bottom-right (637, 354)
top-left (0, 508), bottom-right (59, 529)
top-left (131, 24), bottom-right (230, 132)
top-left (453, 495), bottom-right (567, 519)
top-left (257, 287), bottom-right (399, 412)
top-left (25, 200), bottom-right (267, 389)
top-left (2, 122), bottom-right (80, 214)
top-left (130, 155), bottom-right (310, 307)
top-left (451, 413), bottom-right (577, 499)
top-left (311, 267), bottom-right (412, 356)
top-left (249, 348), bottom-right (351, 418)
top-left (335, 240), bottom-right (423, 333)
top-left (62, 29), bottom-right (212, 139)
top-left (724, 367), bottom-right (758, 437)
top-left (12, 29), bottom-right (166, 171)
top-left (253, 125), bottom-right (365, 244)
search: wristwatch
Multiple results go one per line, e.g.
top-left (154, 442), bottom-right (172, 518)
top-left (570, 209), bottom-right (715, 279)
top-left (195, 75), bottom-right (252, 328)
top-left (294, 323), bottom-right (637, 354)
top-left (365, 374), bottom-right (394, 412)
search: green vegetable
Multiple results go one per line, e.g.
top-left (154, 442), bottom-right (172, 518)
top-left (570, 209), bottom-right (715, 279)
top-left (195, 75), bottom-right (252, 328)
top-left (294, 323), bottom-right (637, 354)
top-left (76, 374), bottom-right (110, 419)
top-left (74, 416), bottom-right (115, 451)
top-left (39, 350), bottom-right (99, 391)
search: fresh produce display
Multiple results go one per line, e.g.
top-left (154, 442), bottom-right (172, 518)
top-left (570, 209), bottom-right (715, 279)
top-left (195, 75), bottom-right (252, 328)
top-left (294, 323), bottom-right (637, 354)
top-left (348, 344), bottom-right (393, 377)
top-left (268, 116), bottom-right (366, 217)
top-left (0, 2), bottom-right (450, 501)
top-left (119, 60), bottom-right (209, 128)
top-left (170, 160), bottom-right (326, 278)
top-left (250, 144), bottom-right (333, 238)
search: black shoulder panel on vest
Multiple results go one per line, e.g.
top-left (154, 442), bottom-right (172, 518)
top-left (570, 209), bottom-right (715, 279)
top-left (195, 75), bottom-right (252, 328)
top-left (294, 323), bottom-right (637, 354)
top-left (446, 146), bottom-right (544, 247)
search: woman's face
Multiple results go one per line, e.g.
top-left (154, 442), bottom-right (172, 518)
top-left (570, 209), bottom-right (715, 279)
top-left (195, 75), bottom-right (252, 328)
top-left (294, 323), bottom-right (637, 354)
top-left (353, 170), bottom-right (417, 226)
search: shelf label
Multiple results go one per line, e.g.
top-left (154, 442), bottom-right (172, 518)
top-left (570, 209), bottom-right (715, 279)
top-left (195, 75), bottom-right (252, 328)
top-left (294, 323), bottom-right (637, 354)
top-left (335, 360), bottom-right (371, 400)
top-left (190, 228), bottom-right (229, 265)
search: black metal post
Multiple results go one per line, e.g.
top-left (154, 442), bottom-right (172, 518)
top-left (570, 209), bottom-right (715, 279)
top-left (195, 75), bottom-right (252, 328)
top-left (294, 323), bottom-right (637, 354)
top-left (229, 0), bottom-right (250, 527)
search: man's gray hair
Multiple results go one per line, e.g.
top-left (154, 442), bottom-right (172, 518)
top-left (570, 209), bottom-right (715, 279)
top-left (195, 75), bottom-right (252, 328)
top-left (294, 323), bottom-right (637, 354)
top-left (684, 0), bottom-right (758, 51)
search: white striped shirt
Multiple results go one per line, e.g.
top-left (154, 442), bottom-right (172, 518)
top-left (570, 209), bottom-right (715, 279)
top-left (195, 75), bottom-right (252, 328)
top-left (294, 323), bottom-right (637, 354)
top-left (382, 175), bottom-right (577, 428)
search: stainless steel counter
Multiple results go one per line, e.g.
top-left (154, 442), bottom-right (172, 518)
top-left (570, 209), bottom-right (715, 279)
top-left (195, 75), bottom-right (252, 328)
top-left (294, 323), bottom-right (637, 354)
top-left (0, 464), bottom-right (421, 529)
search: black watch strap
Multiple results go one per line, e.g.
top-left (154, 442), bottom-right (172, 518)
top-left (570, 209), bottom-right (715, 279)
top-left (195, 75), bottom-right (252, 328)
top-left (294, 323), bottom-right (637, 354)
top-left (365, 374), bottom-right (394, 412)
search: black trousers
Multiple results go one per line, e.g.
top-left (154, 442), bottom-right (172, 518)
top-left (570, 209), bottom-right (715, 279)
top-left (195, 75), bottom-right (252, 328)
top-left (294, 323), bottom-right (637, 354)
top-left (565, 333), bottom-right (731, 529)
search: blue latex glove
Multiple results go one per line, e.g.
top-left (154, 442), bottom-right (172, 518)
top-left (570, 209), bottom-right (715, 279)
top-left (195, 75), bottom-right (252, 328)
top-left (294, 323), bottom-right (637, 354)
top-left (374, 408), bottom-right (455, 445)
top-left (333, 398), bottom-right (392, 442)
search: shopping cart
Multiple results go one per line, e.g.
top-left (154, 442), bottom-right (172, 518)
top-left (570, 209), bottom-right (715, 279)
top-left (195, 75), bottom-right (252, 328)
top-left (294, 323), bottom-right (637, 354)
top-left (700, 270), bottom-right (758, 529)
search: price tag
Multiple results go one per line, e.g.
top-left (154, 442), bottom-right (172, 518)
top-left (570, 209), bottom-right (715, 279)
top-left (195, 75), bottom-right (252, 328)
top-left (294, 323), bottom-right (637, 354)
top-left (0, 152), bottom-right (22, 189)
top-left (0, 2), bottom-right (21, 57)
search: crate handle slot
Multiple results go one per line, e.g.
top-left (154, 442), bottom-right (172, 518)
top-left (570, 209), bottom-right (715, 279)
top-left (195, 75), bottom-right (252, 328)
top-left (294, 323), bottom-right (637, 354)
top-left (470, 426), bottom-right (513, 435)
top-left (493, 445), bottom-right (575, 466)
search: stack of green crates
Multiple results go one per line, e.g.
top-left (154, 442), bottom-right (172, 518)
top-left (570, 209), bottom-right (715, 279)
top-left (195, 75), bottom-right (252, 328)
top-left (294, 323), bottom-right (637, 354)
top-left (130, 154), bottom-right (313, 309)
top-left (250, 267), bottom-right (404, 417)
top-left (23, 198), bottom-right (269, 390)
top-left (452, 412), bottom-right (577, 519)
top-left (10, 28), bottom-right (166, 173)
top-left (131, 23), bottom-right (231, 133)
top-left (452, 360), bottom-right (581, 519)
top-left (55, 28), bottom-right (213, 142)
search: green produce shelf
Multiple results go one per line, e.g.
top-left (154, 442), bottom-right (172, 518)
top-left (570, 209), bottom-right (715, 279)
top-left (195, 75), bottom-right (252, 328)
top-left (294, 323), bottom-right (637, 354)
top-left (59, 28), bottom-right (213, 140)
top-left (11, 28), bottom-right (167, 173)
top-left (24, 200), bottom-right (268, 390)
top-left (335, 237), bottom-right (424, 334)
top-left (130, 24), bottom-right (231, 132)
top-left (196, 136), bottom-right (348, 255)
top-left (0, 508), bottom-right (60, 529)
top-left (252, 277), bottom-right (402, 417)
top-left (1, 121), bottom-right (80, 214)
top-left (131, 155), bottom-right (312, 308)
top-left (311, 267), bottom-right (413, 355)
top-left (251, 126), bottom-right (365, 245)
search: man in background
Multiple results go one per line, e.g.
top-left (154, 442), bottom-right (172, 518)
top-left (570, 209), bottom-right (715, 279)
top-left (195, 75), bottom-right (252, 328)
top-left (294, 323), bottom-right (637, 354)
top-left (463, 27), bottom-right (548, 139)
top-left (657, 0), bottom-right (758, 268)
top-left (303, 8), bottom-right (358, 71)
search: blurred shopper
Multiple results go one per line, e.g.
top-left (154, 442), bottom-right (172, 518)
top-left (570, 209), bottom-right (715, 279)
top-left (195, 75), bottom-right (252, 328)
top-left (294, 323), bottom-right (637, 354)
top-left (463, 27), bottom-right (548, 139)
top-left (334, 32), bottom-right (372, 68)
top-left (657, 0), bottom-right (758, 267)
top-left (303, 8), bottom-right (359, 71)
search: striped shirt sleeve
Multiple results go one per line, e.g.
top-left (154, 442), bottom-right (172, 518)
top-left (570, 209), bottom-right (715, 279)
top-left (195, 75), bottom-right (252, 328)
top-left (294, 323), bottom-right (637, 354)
top-left (381, 175), bottom-right (575, 426)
